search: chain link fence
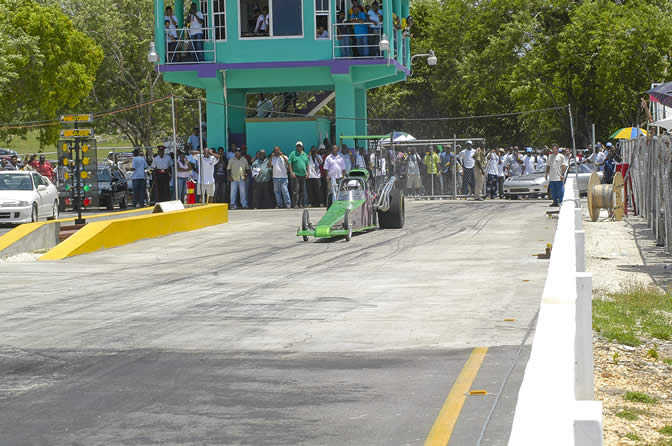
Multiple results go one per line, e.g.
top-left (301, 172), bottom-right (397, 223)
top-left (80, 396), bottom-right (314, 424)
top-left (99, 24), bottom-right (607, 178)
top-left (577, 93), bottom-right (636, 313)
top-left (621, 136), bottom-right (672, 253)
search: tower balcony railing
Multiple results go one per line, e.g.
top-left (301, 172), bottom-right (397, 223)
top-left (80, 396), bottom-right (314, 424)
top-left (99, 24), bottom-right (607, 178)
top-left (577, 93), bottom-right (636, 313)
top-left (165, 28), bottom-right (215, 64)
top-left (332, 23), bottom-right (385, 60)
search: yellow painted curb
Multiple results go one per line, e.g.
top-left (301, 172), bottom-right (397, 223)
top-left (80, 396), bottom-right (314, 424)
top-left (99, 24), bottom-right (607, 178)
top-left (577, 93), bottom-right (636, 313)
top-left (39, 204), bottom-right (228, 260)
top-left (0, 207), bottom-right (151, 255)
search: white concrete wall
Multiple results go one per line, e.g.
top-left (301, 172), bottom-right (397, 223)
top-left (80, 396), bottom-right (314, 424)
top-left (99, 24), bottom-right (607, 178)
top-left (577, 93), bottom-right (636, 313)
top-left (508, 178), bottom-right (603, 446)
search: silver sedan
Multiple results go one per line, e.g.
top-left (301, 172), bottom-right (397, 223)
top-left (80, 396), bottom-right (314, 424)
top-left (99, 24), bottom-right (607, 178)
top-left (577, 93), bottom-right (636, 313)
top-left (503, 164), bottom-right (602, 198)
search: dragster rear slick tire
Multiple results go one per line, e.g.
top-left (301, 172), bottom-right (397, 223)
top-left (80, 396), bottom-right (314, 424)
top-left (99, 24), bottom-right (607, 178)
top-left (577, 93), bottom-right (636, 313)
top-left (344, 209), bottom-right (352, 242)
top-left (378, 188), bottom-right (405, 229)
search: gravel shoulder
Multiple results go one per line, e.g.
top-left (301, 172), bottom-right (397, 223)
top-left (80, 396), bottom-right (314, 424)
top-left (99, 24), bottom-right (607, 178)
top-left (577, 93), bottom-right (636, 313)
top-left (585, 209), bottom-right (672, 446)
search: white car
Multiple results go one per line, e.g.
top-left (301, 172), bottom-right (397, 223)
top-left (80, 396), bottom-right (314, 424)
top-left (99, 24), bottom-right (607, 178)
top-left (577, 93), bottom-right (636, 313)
top-left (0, 171), bottom-right (59, 223)
top-left (504, 164), bottom-right (603, 198)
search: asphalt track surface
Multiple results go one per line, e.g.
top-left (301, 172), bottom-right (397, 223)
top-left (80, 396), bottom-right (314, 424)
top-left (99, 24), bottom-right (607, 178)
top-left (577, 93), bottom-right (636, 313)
top-left (0, 200), bottom-right (555, 445)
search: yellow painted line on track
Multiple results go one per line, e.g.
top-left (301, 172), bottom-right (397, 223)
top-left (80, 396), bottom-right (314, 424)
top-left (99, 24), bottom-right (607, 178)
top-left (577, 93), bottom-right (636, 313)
top-left (424, 347), bottom-right (488, 446)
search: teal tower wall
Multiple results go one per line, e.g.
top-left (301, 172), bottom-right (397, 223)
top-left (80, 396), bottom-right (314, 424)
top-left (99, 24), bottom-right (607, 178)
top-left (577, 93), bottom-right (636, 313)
top-left (154, 0), bottom-right (411, 152)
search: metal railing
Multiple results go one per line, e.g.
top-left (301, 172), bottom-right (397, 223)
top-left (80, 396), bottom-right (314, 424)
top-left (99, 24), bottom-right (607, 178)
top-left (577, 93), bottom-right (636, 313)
top-left (332, 23), bottom-right (384, 59)
top-left (165, 27), bottom-right (215, 64)
top-left (621, 136), bottom-right (672, 252)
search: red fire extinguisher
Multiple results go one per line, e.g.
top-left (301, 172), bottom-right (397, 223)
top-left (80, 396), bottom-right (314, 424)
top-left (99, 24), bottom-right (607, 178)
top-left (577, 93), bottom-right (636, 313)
top-left (186, 180), bottom-right (196, 204)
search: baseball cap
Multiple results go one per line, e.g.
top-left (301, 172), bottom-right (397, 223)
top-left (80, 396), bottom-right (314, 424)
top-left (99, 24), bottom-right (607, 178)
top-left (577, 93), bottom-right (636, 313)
top-left (466, 140), bottom-right (473, 145)
top-left (296, 141), bottom-right (303, 146)
top-left (606, 142), bottom-right (613, 147)
top-left (526, 147), bottom-right (532, 153)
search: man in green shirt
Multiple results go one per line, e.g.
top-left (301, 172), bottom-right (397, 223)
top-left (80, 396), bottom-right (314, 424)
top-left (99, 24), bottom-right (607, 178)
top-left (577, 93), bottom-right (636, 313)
top-left (289, 141), bottom-right (309, 208)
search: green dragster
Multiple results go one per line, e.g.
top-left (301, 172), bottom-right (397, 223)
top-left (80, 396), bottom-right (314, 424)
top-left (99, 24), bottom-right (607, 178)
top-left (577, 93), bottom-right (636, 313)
top-left (297, 169), bottom-right (405, 241)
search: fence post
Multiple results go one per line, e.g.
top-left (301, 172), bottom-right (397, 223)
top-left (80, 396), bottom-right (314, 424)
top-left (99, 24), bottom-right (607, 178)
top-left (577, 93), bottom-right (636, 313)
top-left (453, 134), bottom-right (457, 199)
top-left (575, 272), bottom-right (593, 401)
top-left (575, 207), bottom-right (583, 231)
top-left (575, 230), bottom-right (585, 273)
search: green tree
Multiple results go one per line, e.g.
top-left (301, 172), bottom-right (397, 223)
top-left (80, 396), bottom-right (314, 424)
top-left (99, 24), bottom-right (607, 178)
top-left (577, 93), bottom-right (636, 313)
top-left (0, 0), bottom-right (102, 145)
top-left (369, 0), bottom-right (672, 147)
top-left (56, 0), bottom-right (202, 147)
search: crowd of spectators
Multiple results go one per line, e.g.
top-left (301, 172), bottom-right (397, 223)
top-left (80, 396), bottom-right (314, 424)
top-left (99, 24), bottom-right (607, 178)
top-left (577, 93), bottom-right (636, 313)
top-left (0, 153), bottom-right (55, 180)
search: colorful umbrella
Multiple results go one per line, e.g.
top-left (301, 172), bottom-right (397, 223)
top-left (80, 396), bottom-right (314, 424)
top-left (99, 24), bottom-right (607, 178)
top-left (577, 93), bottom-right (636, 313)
top-left (648, 82), bottom-right (672, 108)
top-left (608, 127), bottom-right (647, 139)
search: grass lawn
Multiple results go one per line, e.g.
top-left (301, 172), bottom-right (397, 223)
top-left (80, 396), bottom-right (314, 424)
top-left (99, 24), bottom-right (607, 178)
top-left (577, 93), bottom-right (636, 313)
top-left (593, 285), bottom-right (672, 346)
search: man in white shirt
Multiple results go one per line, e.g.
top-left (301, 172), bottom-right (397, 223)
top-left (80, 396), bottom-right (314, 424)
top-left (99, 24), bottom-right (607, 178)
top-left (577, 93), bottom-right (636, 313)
top-left (485, 150), bottom-right (499, 199)
top-left (268, 146), bottom-right (291, 208)
top-left (370, 150), bottom-right (386, 180)
top-left (355, 148), bottom-right (367, 169)
top-left (536, 150), bottom-right (548, 171)
top-left (545, 144), bottom-right (568, 207)
top-left (253, 7), bottom-right (269, 34)
top-left (406, 149), bottom-right (422, 196)
top-left (595, 144), bottom-right (609, 171)
top-left (457, 141), bottom-right (476, 196)
top-left (340, 146), bottom-right (353, 172)
top-left (523, 148), bottom-right (535, 174)
top-left (192, 148), bottom-right (219, 202)
top-left (324, 145), bottom-right (346, 193)
top-left (150, 145), bottom-right (173, 202)
top-left (186, 3), bottom-right (205, 61)
top-left (496, 148), bottom-right (506, 198)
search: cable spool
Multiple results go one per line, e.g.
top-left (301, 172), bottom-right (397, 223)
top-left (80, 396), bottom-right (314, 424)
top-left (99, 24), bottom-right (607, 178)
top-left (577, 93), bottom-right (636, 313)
top-left (587, 171), bottom-right (624, 222)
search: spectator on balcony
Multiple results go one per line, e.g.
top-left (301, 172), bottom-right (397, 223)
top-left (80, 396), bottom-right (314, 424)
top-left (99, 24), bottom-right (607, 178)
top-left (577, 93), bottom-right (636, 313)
top-left (254, 7), bottom-right (269, 35)
top-left (368, 2), bottom-right (382, 56)
top-left (316, 26), bottom-right (329, 39)
top-left (164, 19), bottom-right (178, 63)
top-left (336, 11), bottom-right (351, 58)
top-left (165, 6), bottom-right (178, 30)
top-left (256, 94), bottom-right (273, 118)
top-left (269, 146), bottom-right (291, 209)
top-left (186, 3), bottom-right (205, 62)
top-left (350, 5), bottom-right (369, 57)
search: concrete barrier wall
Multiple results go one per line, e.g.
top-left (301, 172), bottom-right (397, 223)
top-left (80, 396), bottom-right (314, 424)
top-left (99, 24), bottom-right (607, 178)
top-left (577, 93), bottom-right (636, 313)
top-left (507, 178), bottom-right (603, 446)
top-left (0, 222), bottom-right (60, 259)
top-left (39, 204), bottom-right (228, 260)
